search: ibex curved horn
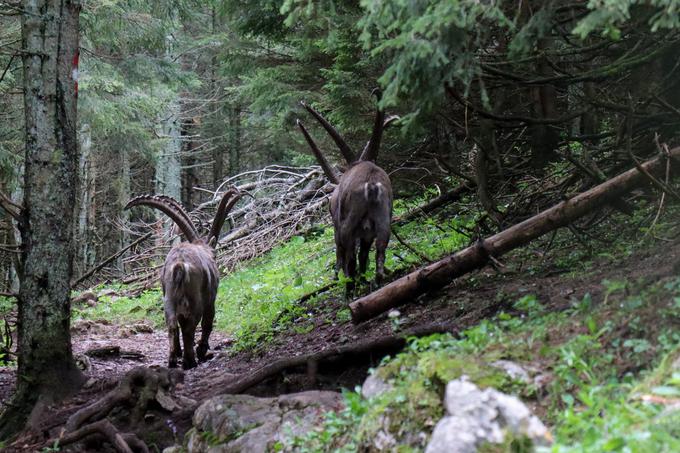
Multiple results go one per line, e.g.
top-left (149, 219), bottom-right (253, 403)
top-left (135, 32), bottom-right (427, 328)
top-left (155, 195), bottom-right (195, 232)
top-left (208, 188), bottom-right (242, 247)
top-left (300, 101), bottom-right (355, 164)
top-left (358, 88), bottom-right (386, 163)
top-left (297, 119), bottom-right (340, 184)
top-left (125, 195), bottom-right (199, 243)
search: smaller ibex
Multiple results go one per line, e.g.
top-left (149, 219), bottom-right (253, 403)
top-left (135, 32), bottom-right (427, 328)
top-left (125, 189), bottom-right (240, 369)
top-left (297, 89), bottom-right (398, 294)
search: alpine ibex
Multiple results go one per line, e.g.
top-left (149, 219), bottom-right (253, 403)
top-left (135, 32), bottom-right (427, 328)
top-left (297, 89), bottom-right (398, 294)
top-left (125, 189), bottom-right (240, 369)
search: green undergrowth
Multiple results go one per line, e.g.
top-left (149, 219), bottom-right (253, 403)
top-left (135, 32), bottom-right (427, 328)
top-left (72, 286), bottom-right (164, 328)
top-left (514, 199), bottom-right (680, 279)
top-left (283, 274), bottom-right (680, 452)
top-left (215, 209), bottom-right (471, 352)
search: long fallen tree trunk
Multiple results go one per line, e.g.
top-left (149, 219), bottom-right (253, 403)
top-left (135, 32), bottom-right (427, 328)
top-left (350, 148), bottom-right (680, 323)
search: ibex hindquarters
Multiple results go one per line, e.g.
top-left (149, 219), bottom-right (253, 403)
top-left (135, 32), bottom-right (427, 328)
top-left (332, 161), bottom-right (392, 293)
top-left (162, 243), bottom-right (219, 369)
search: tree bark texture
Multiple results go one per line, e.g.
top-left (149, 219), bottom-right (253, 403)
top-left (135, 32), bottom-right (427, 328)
top-left (529, 38), bottom-right (560, 168)
top-left (0, 0), bottom-right (84, 437)
top-left (229, 105), bottom-right (241, 175)
top-left (349, 148), bottom-right (680, 323)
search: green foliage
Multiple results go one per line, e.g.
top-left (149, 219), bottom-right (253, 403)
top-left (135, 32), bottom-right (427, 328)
top-left (214, 231), bottom-right (336, 351)
top-left (359, 0), bottom-right (511, 113)
top-left (214, 206), bottom-right (470, 351)
top-left (72, 288), bottom-right (164, 327)
top-left (573, 0), bottom-right (680, 39)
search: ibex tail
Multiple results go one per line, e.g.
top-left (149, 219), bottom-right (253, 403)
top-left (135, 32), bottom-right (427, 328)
top-left (364, 182), bottom-right (384, 203)
top-left (171, 262), bottom-right (191, 286)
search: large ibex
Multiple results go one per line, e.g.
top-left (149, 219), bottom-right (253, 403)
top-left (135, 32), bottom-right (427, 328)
top-left (125, 189), bottom-right (240, 369)
top-left (297, 90), bottom-right (397, 295)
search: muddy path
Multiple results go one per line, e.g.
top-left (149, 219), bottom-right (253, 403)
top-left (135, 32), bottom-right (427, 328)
top-left (0, 236), bottom-right (676, 450)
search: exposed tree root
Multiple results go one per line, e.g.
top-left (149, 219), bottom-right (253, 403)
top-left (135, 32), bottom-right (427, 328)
top-left (48, 367), bottom-right (182, 452)
top-left (219, 321), bottom-right (459, 394)
top-left (52, 419), bottom-right (148, 453)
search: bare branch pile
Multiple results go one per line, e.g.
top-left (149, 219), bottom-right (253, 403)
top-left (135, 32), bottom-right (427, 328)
top-left (81, 165), bottom-right (333, 291)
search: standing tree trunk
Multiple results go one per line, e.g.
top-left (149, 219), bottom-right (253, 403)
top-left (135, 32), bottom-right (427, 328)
top-left (77, 123), bottom-right (95, 274)
top-left (155, 101), bottom-right (183, 200)
top-left (229, 105), bottom-right (241, 175)
top-left (528, 39), bottom-right (560, 168)
top-left (0, 0), bottom-right (84, 438)
top-left (181, 118), bottom-right (199, 210)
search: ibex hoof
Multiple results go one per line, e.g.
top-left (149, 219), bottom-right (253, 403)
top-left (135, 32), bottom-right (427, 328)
top-left (196, 343), bottom-right (209, 361)
top-left (182, 358), bottom-right (198, 370)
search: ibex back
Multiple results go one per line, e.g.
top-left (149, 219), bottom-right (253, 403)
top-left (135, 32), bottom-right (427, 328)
top-left (162, 243), bottom-right (218, 369)
top-left (126, 189), bottom-right (240, 369)
top-left (297, 89), bottom-right (397, 294)
top-left (331, 161), bottom-right (392, 289)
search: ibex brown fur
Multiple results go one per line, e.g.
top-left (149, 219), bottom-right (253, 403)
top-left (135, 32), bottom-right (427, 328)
top-left (297, 89), bottom-right (397, 294)
top-left (125, 189), bottom-right (240, 369)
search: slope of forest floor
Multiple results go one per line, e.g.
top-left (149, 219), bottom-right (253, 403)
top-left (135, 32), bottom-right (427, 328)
top-left (1, 200), bottom-right (680, 451)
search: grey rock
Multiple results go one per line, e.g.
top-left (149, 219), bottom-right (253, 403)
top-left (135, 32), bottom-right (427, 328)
top-left (426, 379), bottom-right (551, 453)
top-left (491, 360), bottom-right (531, 383)
top-left (162, 447), bottom-right (182, 453)
top-left (186, 390), bottom-right (343, 452)
top-left (361, 373), bottom-right (393, 399)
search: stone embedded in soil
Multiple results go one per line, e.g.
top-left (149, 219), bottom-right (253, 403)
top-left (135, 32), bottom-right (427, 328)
top-left (425, 378), bottom-right (551, 453)
top-left (183, 390), bottom-right (343, 452)
top-left (361, 373), bottom-right (393, 399)
top-left (490, 360), bottom-right (531, 383)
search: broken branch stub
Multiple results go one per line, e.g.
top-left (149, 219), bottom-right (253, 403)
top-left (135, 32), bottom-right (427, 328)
top-left (349, 148), bottom-right (680, 323)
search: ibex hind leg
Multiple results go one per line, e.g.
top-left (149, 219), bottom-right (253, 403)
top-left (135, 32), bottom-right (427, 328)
top-left (334, 240), bottom-right (345, 281)
top-left (343, 245), bottom-right (357, 300)
top-left (358, 238), bottom-right (373, 285)
top-left (196, 302), bottom-right (215, 362)
top-left (179, 319), bottom-right (198, 370)
top-left (165, 302), bottom-right (182, 367)
top-left (375, 233), bottom-right (390, 286)
top-left (167, 322), bottom-right (181, 368)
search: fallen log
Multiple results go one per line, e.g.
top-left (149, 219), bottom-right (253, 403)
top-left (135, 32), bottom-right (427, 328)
top-left (349, 148), bottom-right (680, 323)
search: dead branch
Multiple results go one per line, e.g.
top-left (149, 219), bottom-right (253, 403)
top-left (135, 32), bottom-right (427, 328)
top-left (71, 232), bottom-right (153, 288)
top-left (393, 182), bottom-right (473, 224)
top-left (349, 146), bottom-right (680, 323)
top-left (120, 166), bottom-right (333, 289)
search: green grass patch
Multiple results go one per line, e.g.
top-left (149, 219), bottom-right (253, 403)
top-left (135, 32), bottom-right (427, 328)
top-left (72, 288), bottom-right (164, 327)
